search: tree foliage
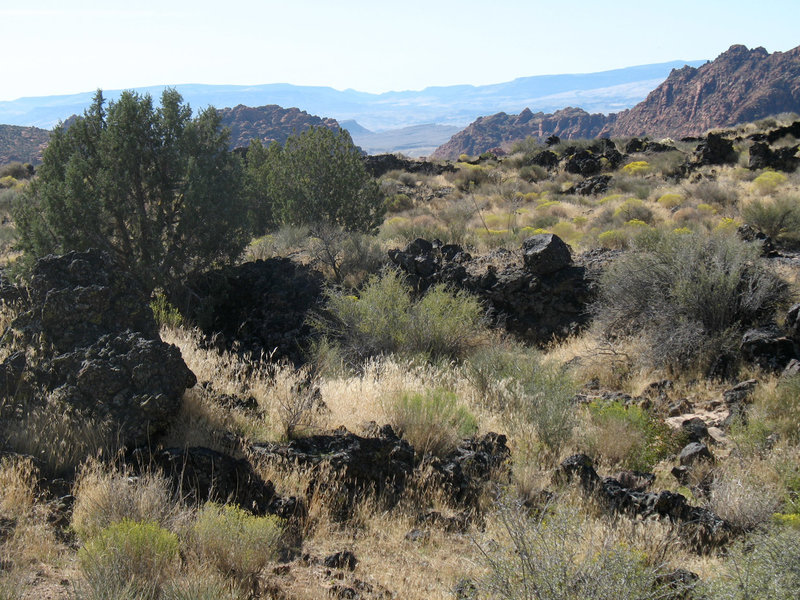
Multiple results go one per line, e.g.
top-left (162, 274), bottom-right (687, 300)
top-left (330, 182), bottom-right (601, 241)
top-left (246, 126), bottom-right (384, 233)
top-left (15, 89), bottom-right (249, 292)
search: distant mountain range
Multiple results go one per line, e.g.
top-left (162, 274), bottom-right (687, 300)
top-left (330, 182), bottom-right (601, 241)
top-left (433, 44), bottom-right (800, 158)
top-left (0, 60), bottom-right (705, 133)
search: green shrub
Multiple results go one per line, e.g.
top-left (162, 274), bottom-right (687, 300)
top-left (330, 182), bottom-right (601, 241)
top-left (150, 290), bottom-right (183, 329)
top-left (312, 270), bottom-right (486, 366)
top-left (78, 519), bottom-right (179, 599)
top-left (191, 503), bottom-right (284, 580)
top-left (753, 375), bottom-right (800, 443)
top-left (583, 401), bottom-right (677, 470)
top-left (388, 389), bottom-right (477, 458)
top-left (479, 502), bottom-right (694, 600)
top-left (741, 195), bottom-right (800, 242)
top-left (657, 192), bottom-right (684, 208)
top-left (162, 574), bottom-right (245, 600)
top-left (595, 230), bottom-right (788, 374)
top-left (752, 170), bottom-right (788, 195)
top-left (385, 193), bottom-right (413, 213)
top-left (621, 160), bottom-right (651, 175)
top-left (613, 197), bottom-right (653, 224)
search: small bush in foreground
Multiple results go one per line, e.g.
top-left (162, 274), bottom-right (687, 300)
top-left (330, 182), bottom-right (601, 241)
top-left (709, 526), bottom-right (800, 599)
top-left (388, 389), bottom-right (477, 458)
top-left (78, 519), bottom-right (179, 600)
top-left (191, 503), bottom-right (284, 581)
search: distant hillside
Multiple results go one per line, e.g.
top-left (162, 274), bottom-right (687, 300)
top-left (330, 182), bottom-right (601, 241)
top-left (602, 44), bottom-right (800, 138)
top-left (0, 60), bottom-right (705, 131)
top-left (217, 104), bottom-right (339, 149)
top-left (343, 121), bottom-right (462, 157)
top-left (0, 124), bottom-right (50, 165)
top-left (433, 108), bottom-right (611, 159)
top-left (433, 44), bottom-right (800, 159)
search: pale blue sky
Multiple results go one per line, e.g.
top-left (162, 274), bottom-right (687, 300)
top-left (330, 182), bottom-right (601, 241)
top-left (1, 0), bottom-right (797, 101)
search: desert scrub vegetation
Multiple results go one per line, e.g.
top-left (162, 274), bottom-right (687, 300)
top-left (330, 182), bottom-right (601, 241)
top-left (386, 388), bottom-right (477, 458)
top-left (479, 501), bottom-right (696, 600)
top-left (190, 503), bottom-right (285, 583)
top-left (310, 269), bottom-right (487, 368)
top-left (581, 400), bottom-right (678, 471)
top-left (594, 229), bottom-right (788, 374)
top-left (77, 519), bottom-right (179, 599)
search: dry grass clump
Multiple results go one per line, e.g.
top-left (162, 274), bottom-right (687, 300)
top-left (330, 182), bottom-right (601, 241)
top-left (0, 455), bottom-right (63, 579)
top-left (71, 461), bottom-right (189, 541)
top-left (386, 388), bottom-right (477, 458)
top-left (707, 460), bottom-right (783, 533)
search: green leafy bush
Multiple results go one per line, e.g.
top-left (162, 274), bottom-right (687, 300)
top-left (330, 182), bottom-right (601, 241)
top-left (191, 503), bottom-right (284, 581)
top-left (595, 230), bottom-right (788, 373)
top-left (78, 519), bottom-right (179, 599)
top-left (150, 291), bottom-right (184, 329)
top-left (312, 270), bottom-right (486, 366)
top-left (15, 89), bottom-right (249, 293)
top-left (246, 127), bottom-right (384, 233)
top-left (388, 389), bottom-right (477, 458)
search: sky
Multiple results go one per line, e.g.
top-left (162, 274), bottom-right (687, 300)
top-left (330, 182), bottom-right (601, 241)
top-left (1, 0), bottom-right (798, 102)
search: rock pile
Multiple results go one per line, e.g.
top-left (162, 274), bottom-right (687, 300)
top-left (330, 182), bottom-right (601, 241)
top-left (0, 250), bottom-right (196, 465)
top-left (388, 234), bottom-right (595, 344)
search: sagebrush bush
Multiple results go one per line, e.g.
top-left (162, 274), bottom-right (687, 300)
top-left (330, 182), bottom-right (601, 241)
top-left (311, 270), bottom-right (487, 367)
top-left (387, 388), bottom-right (477, 458)
top-left (741, 195), bottom-right (800, 242)
top-left (78, 519), bottom-right (179, 599)
top-left (191, 503), bottom-right (284, 581)
top-left (708, 526), bottom-right (800, 599)
top-left (594, 230), bottom-right (788, 373)
top-left (480, 501), bottom-right (694, 600)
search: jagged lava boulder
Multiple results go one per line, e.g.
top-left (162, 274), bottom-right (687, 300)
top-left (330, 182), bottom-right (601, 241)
top-left (0, 250), bottom-right (196, 454)
top-left (170, 258), bottom-right (323, 363)
top-left (388, 234), bottom-right (594, 344)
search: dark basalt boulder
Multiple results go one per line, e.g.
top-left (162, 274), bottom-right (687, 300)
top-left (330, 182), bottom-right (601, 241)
top-left (557, 454), bottom-right (729, 551)
top-left (250, 425), bottom-right (415, 518)
top-left (737, 223), bottom-right (776, 256)
top-left (362, 154), bottom-right (456, 178)
top-left (146, 446), bottom-right (302, 519)
top-left (0, 250), bottom-right (195, 462)
top-left (388, 235), bottom-right (594, 345)
top-left (740, 325), bottom-right (797, 371)
top-left (421, 432), bottom-right (510, 505)
top-left (522, 233), bottom-right (572, 275)
top-left (692, 133), bottom-right (737, 166)
top-left (527, 150), bottom-right (559, 169)
top-left (170, 258), bottom-right (323, 363)
top-left (569, 174), bottom-right (612, 196)
top-left (748, 141), bottom-right (800, 172)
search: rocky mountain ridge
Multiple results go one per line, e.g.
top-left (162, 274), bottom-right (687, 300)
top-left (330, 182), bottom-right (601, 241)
top-left (433, 44), bottom-right (800, 159)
